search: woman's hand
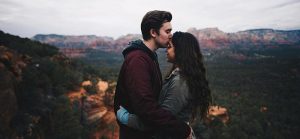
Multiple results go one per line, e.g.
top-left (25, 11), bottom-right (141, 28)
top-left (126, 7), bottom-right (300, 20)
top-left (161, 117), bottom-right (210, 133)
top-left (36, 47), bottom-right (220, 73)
top-left (117, 106), bottom-right (129, 125)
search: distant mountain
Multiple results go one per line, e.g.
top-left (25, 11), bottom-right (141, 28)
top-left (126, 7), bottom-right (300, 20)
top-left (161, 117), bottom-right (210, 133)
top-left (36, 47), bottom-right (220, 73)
top-left (32, 34), bottom-right (142, 54)
top-left (32, 28), bottom-right (300, 57)
top-left (188, 27), bottom-right (300, 49)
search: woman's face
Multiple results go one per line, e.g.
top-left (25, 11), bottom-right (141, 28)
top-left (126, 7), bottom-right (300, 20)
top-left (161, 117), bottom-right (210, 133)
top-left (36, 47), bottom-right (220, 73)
top-left (166, 41), bottom-right (175, 63)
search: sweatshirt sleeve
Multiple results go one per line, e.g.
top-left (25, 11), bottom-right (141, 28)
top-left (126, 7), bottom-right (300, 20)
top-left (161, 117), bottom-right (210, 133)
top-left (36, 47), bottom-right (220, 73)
top-left (124, 54), bottom-right (190, 138)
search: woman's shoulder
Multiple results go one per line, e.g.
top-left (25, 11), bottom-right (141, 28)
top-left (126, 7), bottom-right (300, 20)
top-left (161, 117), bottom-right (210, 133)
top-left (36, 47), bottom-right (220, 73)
top-left (171, 74), bottom-right (187, 86)
top-left (165, 68), bottom-right (188, 90)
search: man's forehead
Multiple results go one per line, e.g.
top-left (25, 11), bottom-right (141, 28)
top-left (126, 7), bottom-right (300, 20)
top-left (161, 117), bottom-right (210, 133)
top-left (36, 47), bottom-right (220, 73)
top-left (161, 22), bottom-right (172, 30)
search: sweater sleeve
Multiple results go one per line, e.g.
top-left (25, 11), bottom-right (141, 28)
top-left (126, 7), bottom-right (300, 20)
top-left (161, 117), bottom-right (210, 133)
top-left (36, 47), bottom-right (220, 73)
top-left (127, 113), bottom-right (150, 131)
top-left (124, 54), bottom-right (190, 138)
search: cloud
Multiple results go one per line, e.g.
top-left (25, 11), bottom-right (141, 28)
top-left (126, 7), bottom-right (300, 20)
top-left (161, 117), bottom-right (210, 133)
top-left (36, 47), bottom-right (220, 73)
top-left (271, 0), bottom-right (300, 9)
top-left (0, 0), bottom-right (299, 38)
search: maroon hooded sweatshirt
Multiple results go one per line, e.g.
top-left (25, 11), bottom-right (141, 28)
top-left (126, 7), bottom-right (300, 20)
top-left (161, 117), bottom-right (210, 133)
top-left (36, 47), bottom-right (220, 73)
top-left (114, 40), bottom-right (190, 139)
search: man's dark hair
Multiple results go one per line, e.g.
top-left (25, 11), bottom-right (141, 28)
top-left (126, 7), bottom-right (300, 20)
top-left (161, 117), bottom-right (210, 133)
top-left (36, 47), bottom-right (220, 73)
top-left (141, 10), bottom-right (172, 40)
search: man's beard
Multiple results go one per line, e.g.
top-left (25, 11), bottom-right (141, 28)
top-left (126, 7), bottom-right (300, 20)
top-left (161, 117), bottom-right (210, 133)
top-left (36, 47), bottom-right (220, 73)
top-left (155, 39), bottom-right (168, 49)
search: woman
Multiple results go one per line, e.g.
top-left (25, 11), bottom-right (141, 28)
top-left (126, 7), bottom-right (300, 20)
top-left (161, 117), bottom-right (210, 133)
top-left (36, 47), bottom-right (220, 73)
top-left (117, 31), bottom-right (212, 139)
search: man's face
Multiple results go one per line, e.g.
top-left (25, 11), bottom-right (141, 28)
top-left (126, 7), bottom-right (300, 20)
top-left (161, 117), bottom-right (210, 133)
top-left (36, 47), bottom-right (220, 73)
top-left (154, 22), bottom-right (172, 48)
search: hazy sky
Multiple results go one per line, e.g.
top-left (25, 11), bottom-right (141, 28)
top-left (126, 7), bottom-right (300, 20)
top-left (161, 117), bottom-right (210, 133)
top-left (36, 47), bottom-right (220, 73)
top-left (1, 0), bottom-right (300, 39)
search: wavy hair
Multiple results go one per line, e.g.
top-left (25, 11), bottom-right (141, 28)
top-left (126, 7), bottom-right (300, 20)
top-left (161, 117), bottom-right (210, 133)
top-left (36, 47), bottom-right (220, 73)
top-left (168, 31), bottom-right (212, 121)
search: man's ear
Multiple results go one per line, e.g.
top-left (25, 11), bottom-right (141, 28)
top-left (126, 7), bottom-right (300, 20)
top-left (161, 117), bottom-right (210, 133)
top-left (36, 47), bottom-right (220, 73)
top-left (150, 29), bottom-right (157, 38)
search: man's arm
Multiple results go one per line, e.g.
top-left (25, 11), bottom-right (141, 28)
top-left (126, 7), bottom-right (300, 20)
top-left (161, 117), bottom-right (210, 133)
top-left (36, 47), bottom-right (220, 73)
top-left (118, 77), bottom-right (189, 131)
top-left (124, 54), bottom-right (190, 138)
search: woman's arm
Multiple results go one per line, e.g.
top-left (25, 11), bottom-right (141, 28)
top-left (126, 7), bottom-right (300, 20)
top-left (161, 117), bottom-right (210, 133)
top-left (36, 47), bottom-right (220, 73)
top-left (117, 106), bottom-right (150, 131)
top-left (117, 77), bottom-right (189, 131)
top-left (127, 113), bottom-right (149, 130)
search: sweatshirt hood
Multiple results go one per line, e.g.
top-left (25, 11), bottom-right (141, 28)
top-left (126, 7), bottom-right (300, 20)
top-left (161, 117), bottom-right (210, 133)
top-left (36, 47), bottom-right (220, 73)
top-left (122, 39), bottom-right (157, 60)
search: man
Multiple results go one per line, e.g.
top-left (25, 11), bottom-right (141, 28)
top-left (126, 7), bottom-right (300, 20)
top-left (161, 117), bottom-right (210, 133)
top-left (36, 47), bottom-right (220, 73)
top-left (114, 10), bottom-right (191, 139)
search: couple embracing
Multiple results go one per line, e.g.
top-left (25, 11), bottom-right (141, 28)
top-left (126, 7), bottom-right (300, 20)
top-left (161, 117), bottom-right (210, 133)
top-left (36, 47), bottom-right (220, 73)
top-left (114, 10), bottom-right (212, 139)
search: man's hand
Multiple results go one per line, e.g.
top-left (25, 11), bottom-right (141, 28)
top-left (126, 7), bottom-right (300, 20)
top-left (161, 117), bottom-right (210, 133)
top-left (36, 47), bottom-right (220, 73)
top-left (117, 106), bottom-right (129, 125)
